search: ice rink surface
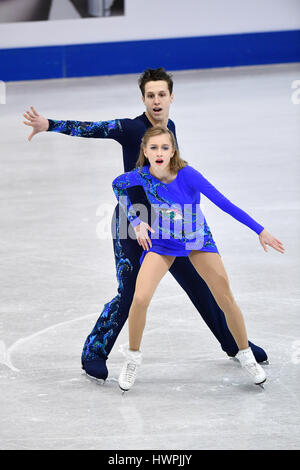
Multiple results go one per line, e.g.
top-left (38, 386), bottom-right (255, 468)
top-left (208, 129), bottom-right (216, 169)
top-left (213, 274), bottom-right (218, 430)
top-left (0, 64), bottom-right (299, 450)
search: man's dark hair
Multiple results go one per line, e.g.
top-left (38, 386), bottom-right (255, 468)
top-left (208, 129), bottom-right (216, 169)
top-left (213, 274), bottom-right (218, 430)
top-left (138, 67), bottom-right (173, 96)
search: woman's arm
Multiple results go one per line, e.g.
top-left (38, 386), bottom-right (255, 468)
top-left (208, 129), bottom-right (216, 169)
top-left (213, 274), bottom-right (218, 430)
top-left (188, 166), bottom-right (264, 235)
top-left (187, 166), bottom-right (284, 253)
top-left (112, 172), bottom-right (154, 250)
top-left (112, 173), bottom-right (143, 228)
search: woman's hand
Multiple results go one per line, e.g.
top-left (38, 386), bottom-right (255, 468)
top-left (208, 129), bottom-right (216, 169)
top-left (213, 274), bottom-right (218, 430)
top-left (259, 229), bottom-right (285, 254)
top-left (134, 222), bottom-right (155, 251)
top-left (23, 106), bottom-right (49, 141)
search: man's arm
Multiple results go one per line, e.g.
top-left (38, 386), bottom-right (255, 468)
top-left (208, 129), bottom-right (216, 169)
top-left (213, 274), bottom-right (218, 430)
top-left (48, 118), bottom-right (123, 140)
top-left (23, 106), bottom-right (125, 143)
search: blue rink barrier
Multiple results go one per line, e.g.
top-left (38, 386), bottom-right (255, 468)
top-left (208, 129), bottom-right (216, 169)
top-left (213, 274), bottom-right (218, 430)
top-left (0, 29), bottom-right (299, 82)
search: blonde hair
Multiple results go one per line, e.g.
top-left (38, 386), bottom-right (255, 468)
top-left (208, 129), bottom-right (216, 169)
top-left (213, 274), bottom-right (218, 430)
top-left (135, 126), bottom-right (188, 173)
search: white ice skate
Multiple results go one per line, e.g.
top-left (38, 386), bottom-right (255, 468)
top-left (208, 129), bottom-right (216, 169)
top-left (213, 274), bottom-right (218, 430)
top-left (236, 347), bottom-right (267, 388)
top-left (118, 349), bottom-right (142, 392)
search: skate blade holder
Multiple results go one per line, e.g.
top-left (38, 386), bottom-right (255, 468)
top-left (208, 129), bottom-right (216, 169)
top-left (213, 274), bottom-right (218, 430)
top-left (230, 357), bottom-right (270, 365)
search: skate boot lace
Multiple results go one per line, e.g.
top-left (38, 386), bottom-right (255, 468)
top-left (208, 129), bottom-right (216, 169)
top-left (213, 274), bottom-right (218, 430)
top-left (244, 361), bottom-right (263, 378)
top-left (124, 362), bottom-right (137, 381)
top-left (245, 362), bottom-right (259, 373)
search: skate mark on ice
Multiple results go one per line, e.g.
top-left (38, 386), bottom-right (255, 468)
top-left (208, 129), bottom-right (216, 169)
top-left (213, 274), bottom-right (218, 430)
top-left (119, 403), bottom-right (144, 434)
top-left (3, 312), bottom-right (99, 372)
top-left (0, 340), bottom-right (19, 372)
top-left (2, 292), bottom-right (183, 372)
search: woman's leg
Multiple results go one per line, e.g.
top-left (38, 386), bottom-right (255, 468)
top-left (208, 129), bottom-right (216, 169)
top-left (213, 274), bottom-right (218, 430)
top-left (129, 252), bottom-right (175, 351)
top-left (169, 257), bottom-right (267, 362)
top-left (188, 251), bottom-right (248, 350)
top-left (119, 252), bottom-right (175, 391)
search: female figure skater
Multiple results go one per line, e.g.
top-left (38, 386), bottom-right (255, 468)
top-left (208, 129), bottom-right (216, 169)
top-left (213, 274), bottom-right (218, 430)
top-left (112, 126), bottom-right (284, 391)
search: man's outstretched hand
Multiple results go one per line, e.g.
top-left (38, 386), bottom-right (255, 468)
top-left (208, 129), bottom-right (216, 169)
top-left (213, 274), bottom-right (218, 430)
top-left (23, 106), bottom-right (49, 141)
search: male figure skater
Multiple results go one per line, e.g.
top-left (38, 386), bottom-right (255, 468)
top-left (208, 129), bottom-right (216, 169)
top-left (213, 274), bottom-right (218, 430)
top-left (23, 68), bottom-right (267, 381)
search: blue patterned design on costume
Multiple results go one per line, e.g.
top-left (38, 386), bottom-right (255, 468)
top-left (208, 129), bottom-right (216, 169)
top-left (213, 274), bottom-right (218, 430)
top-left (82, 213), bottom-right (133, 361)
top-left (113, 166), bottom-right (214, 248)
top-left (138, 166), bottom-right (208, 242)
top-left (49, 119), bottom-right (123, 138)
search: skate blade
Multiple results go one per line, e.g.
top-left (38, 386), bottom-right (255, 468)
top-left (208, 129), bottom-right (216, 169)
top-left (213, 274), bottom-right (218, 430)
top-left (84, 371), bottom-right (106, 385)
top-left (256, 379), bottom-right (266, 390)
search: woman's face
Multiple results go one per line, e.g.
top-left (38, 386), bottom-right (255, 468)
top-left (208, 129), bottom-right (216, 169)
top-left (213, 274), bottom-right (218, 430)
top-left (143, 134), bottom-right (175, 171)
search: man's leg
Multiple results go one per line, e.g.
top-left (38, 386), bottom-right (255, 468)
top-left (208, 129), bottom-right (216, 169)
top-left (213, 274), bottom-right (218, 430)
top-left (169, 256), bottom-right (268, 363)
top-left (81, 205), bottom-right (143, 379)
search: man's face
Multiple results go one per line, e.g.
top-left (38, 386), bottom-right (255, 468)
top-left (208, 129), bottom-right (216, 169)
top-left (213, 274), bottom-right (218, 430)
top-left (142, 80), bottom-right (173, 124)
